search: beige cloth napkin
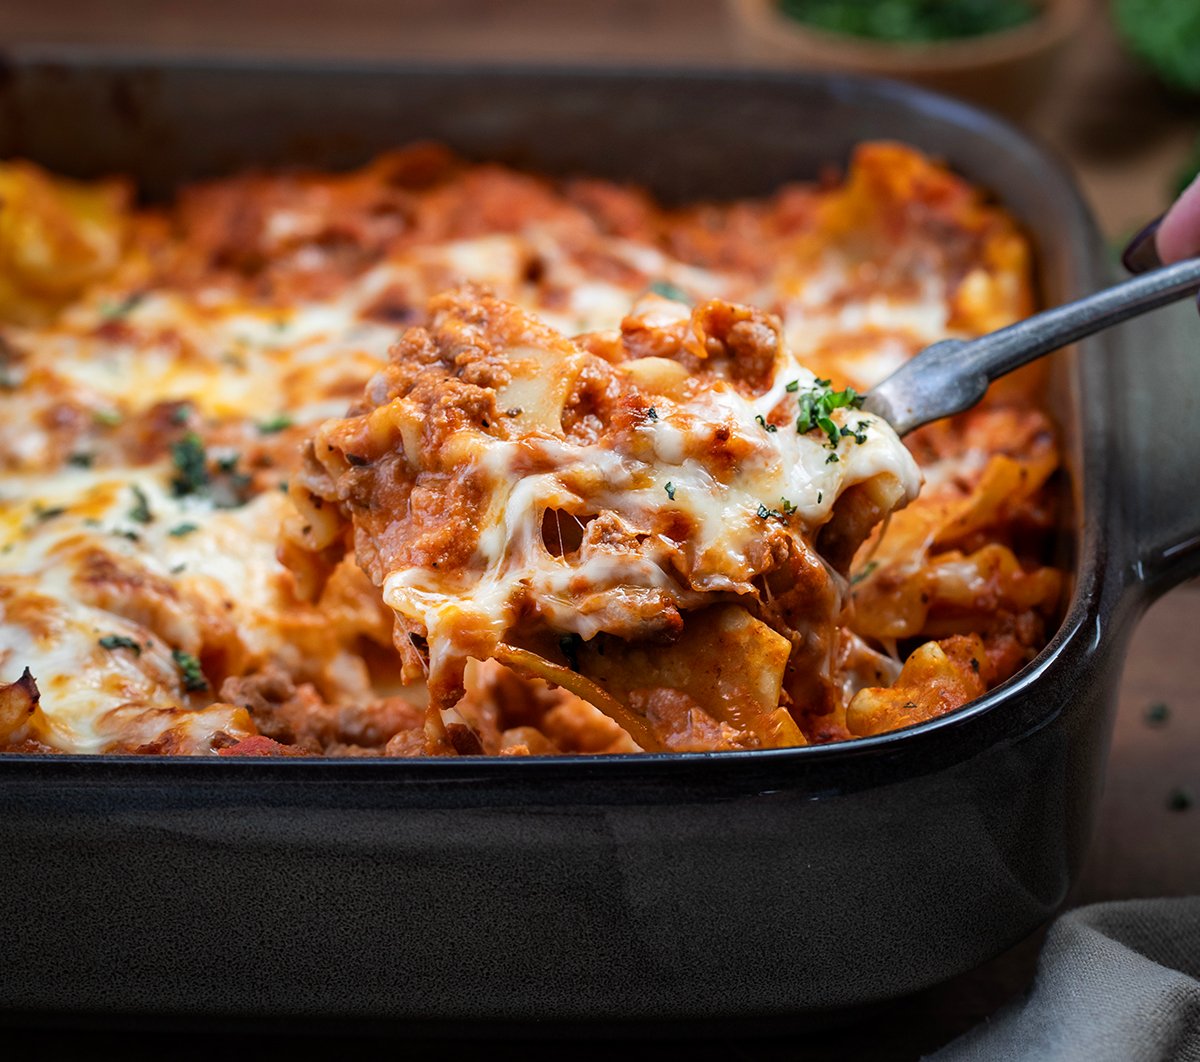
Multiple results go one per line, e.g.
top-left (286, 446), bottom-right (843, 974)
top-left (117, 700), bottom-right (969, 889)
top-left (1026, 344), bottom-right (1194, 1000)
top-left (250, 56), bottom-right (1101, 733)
top-left (931, 898), bottom-right (1200, 1062)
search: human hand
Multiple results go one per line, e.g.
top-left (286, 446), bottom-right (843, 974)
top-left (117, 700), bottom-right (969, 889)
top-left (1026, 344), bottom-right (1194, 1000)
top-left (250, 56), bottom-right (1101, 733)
top-left (1123, 174), bottom-right (1200, 273)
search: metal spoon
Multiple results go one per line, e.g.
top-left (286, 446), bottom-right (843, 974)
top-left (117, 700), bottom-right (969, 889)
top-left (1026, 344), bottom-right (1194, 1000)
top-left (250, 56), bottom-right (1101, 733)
top-left (863, 258), bottom-right (1200, 436)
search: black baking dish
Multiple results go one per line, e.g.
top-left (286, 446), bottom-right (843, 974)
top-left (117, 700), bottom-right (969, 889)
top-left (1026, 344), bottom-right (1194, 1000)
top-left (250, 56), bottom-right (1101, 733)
top-left (0, 55), bottom-right (1197, 1029)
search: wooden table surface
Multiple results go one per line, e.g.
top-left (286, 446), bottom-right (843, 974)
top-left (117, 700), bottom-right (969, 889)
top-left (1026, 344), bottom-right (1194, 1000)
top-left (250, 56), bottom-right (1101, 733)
top-left (1, 1), bottom-right (1198, 1057)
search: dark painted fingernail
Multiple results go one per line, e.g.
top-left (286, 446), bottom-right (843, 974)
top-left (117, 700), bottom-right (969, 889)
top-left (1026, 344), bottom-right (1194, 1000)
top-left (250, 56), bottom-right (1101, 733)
top-left (1122, 216), bottom-right (1164, 274)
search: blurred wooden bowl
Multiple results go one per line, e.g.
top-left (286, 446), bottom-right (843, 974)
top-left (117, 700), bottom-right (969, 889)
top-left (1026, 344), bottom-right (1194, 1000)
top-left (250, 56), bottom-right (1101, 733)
top-left (728, 0), bottom-right (1089, 120)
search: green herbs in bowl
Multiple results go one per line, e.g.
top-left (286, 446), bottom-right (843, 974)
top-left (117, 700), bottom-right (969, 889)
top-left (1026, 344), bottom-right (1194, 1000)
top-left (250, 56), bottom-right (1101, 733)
top-left (1113, 0), bottom-right (1200, 95)
top-left (777, 0), bottom-right (1040, 44)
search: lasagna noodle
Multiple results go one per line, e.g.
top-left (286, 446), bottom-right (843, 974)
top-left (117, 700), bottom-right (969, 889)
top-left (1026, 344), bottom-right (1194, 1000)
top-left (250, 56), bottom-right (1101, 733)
top-left (0, 142), bottom-right (1062, 755)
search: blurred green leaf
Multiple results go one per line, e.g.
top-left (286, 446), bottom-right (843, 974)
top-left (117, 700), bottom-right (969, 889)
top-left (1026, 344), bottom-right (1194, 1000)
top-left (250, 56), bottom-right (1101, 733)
top-left (1113, 0), bottom-right (1200, 94)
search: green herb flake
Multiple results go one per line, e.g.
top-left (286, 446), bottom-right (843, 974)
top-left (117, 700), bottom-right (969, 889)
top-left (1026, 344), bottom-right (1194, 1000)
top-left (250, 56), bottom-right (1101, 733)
top-left (99, 634), bottom-right (141, 655)
top-left (664, 482), bottom-right (676, 501)
top-left (168, 522), bottom-right (199, 538)
top-left (128, 485), bottom-right (153, 525)
top-left (99, 292), bottom-right (144, 321)
top-left (648, 280), bottom-right (690, 303)
top-left (33, 504), bottom-right (67, 522)
top-left (754, 414), bottom-right (778, 433)
top-left (826, 453), bottom-right (840, 464)
top-left (172, 649), bottom-right (208, 692)
top-left (211, 452), bottom-right (252, 509)
top-left (646, 407), bottom-right (658, 421)
top-left (170, 433), bottom-right (209, 497)
top-left (67, 452), bottom-right (95, 469)
top-left (795, 379), bottom-right (866, 449)
top-left (257, 413), bottom-right (294, 435)
top-left (93, 409), bottom-right (123, 428)
top-left (756, 503), bottom-right (787, 521)
top-left (785, 380), bottom-right (800, 393)
top-left (780, 498), bottom-right (797, 516)
top-left (169, 403), bottom-right (192, 426)
top-left (1145, 702), bottom-right (1171, 726)
top-left (851, 561), bottom-right (879, 586)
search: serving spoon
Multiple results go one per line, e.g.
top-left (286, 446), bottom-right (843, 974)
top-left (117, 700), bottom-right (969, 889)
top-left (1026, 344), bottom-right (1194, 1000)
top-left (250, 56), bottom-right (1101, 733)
top-left (863, 257), bottom-right (1200, 436)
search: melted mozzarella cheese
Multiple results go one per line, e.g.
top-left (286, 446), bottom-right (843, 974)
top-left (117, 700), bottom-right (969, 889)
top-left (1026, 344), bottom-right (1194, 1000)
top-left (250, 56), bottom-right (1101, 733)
top-left (0, 468), bottom-right (299, 751)
top-left (381, 333), bottom-right (921, 677)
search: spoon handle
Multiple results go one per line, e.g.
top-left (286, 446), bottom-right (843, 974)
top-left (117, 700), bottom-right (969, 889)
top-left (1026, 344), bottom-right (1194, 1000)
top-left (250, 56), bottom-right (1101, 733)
top-left (864, 257), bottom-right (1200, 436)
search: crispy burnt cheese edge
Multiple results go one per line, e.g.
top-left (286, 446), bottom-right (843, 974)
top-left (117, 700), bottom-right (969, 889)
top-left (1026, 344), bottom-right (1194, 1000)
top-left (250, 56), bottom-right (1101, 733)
top-left (283, 287), bottom-right (921, 753)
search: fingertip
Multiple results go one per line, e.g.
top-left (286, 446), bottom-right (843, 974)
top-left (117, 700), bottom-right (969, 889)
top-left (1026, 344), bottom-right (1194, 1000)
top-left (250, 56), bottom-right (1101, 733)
top-left (1156, 172), bottom-right (1200, 264)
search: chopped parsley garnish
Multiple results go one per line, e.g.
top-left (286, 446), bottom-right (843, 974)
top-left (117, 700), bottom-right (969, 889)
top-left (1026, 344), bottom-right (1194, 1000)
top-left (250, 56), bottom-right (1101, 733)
top-left (99, 634), bottom-right (142, 655)
top-left (785, 379), bottom-right (800, 393)
top-left (168, 522), bottom-right (199, 537)
top-left (817, 415), bottom-right (840, 448)
top-left (169, 436), bottom-right (251, 507)
top-left (93, 409), bottom-right (122, 428)
top-left (755, 414), bottom-right (778, 433)
top-left (170, 403), bottom-right (192, 426)
top-left (67, 452), bottom-right (95, 469)
top-left (756, 503), bottom-right (787, 521)
top-left (664, 482), bottom-right (676, 500)
top-left (780, 498), bottom-right (797, 516)
top-left (817, 491), bottom-right (823, 504)
top-left (212, 452), bottom-right (253, 509)
top-left (840, 421), bottom-right (870, 444)
top-left (172, 649), bottom-right (208, 692)
top-left (258, 413), bottom-right (294, 434)
top-left (170, 433), bottom-right (209, 497)
top-left (647, 407), bottom-right (658, 421)
top-left (851, 561), bottom-right (879, 586)
top-left (826, 453), bottom-right (840, 464)
top-left (33, 504), bottom-right (66, 522)
top-left (128, 485), bottom-right (153, 524)
top-left (795, 380), bottom-right (866, 449)
top-left (559, 633), bottom-right (582, 672)
top-left (648, 280), bottom-right (690, 303)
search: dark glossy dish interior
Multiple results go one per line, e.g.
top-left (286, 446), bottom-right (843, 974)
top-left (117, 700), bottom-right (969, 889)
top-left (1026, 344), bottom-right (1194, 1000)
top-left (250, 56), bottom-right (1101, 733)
top-left (1, 56), bottom-right (1197, 1027)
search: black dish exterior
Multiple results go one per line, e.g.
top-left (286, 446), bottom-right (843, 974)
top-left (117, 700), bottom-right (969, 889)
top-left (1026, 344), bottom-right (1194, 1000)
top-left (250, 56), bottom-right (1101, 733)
top-left (0, 57), bottom-right (1195, 1027)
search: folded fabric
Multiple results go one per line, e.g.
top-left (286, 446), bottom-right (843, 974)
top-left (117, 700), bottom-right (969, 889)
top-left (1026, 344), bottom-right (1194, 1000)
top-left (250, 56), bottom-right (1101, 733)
top-left (930, 898), bottom-right (1200, 1062)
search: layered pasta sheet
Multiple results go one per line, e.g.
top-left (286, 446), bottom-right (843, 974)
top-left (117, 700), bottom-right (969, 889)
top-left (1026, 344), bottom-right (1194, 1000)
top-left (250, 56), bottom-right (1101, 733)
top-left (0, 143), bottom-right (1063, 755)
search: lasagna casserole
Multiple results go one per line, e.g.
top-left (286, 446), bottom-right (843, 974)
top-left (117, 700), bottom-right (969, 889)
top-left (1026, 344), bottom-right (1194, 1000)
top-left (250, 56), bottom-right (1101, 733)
top-left (0, 142), bottom-right (1063, 756)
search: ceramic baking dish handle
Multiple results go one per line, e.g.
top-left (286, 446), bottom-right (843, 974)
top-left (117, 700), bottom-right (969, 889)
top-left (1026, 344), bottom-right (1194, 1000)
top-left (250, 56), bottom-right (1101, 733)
top-left (1115, 300), bottom-right (1200, 599)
